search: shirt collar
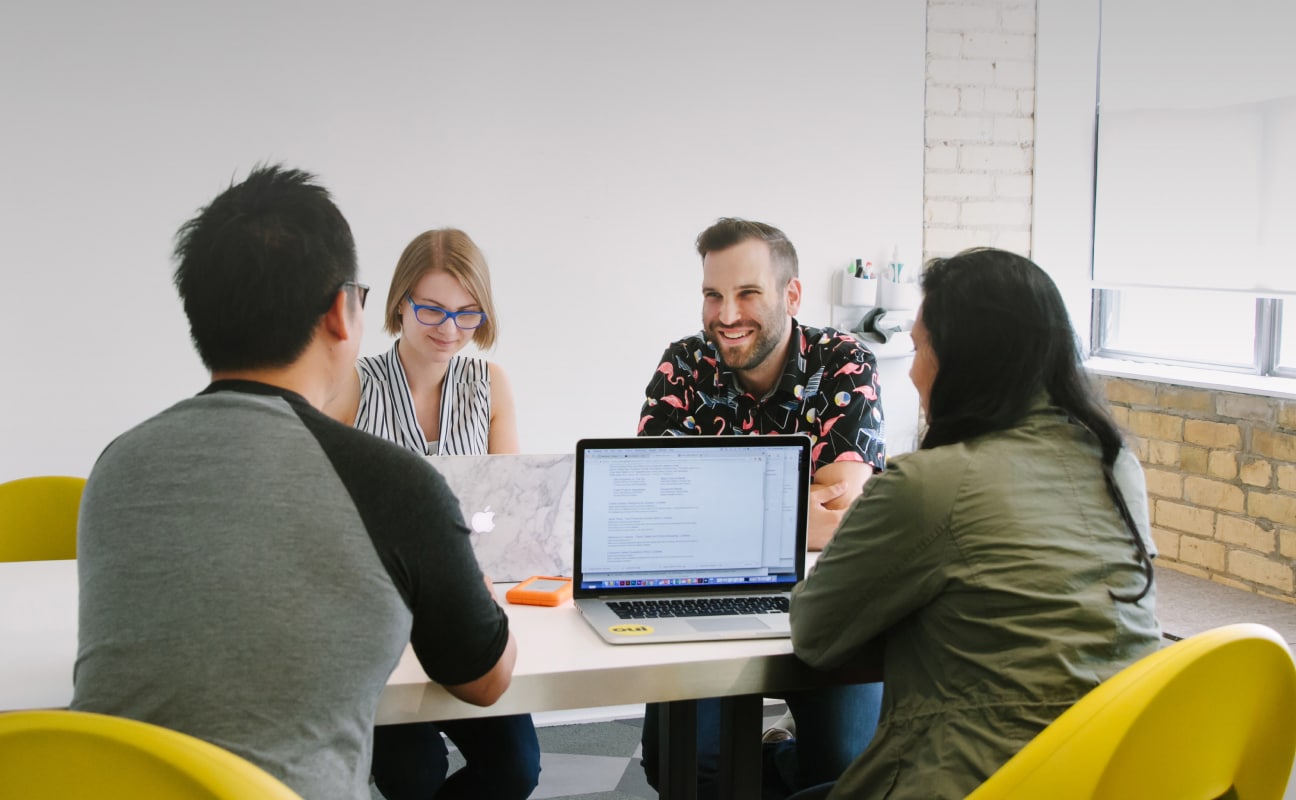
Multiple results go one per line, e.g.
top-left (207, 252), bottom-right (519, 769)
top-left (200, 379), bottom-right (311, 409)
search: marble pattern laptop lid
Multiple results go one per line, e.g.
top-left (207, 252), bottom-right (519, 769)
top-left (425, 453), bottom-right (576, 582)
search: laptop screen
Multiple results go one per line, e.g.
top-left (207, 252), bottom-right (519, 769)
top-left (573, 435), bottom-right (810, 595)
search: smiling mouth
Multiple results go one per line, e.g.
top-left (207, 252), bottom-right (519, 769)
top-left (718, 329), bottom-right (752, 341)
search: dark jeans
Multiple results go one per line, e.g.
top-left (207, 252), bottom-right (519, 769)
top-left (640, 682), bottom-right (883, 800)
top-left (371, 714), bottom-right (540, 800)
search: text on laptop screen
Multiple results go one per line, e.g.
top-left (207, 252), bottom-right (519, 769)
top-left (578, 443), bottom-right (803, 590)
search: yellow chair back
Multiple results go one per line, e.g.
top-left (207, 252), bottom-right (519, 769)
top-left (0, 709), bottom-right (303, 799)
top-left (967, 622), bottom-right (1296, 800)
top-left (0, 475), bottom-right (85, 561)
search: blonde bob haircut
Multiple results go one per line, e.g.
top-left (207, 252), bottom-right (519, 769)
top-left (383, 228), bottom-right (498, 349)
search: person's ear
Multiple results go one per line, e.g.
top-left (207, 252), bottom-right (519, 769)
top-left (785, 277), bottom-right (802, 316)
top-left (321, 288), bottom-right (360, 343)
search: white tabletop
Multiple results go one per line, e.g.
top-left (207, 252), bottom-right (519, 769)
top-left (1, 559), bottom-right (857, 723)
top-left (0, 559), bottom-right (79, 713)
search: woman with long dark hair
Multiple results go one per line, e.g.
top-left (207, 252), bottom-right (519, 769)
top-left (788, 248), bottom-right (1159, 800)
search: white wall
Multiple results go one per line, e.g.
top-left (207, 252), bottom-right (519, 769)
top-left (0, 1), bottom-right (926, 481)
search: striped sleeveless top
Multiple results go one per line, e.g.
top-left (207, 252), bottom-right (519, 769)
top-left (354, 342), bottom-right (492, 455)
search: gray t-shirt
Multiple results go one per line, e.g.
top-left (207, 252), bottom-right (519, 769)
top-left (71, 380), bottom-right (509, 800)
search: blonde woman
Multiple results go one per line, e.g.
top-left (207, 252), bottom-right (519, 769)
top-left (330, 228), bottom-right (518, 456)
top-left (327, 229), bottom-right (535, 800)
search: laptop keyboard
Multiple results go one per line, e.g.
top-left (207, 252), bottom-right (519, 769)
top-left (606, 596), bottom-right (790, 619)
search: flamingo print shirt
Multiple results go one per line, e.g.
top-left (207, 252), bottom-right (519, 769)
top-left (638, 320), bottom-right (886, 474)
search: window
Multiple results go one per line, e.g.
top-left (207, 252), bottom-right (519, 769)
top-left (1093, 292), bottom-right (1289, 377)
top-left (1276, 304), bottom-right (1296, 376)
top-left (1088, 0), bottom-right (1295, 379)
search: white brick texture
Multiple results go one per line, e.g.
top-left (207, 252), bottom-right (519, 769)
top-left (962, 200), bottom-right (1031, 227)
top-left (927, 86), bottom-right (960, 115)
top-left (925, 173), bottom-right (995, 198)
top-left (960, 144), bottom-right (1032, 173)
top-left (925, 145), bottom-right (959, 171)
top-left (928, 31), bottom-right (963, 58)
top-left (927, 5), bottom-right (999, 32)
top-left (926, 115), bottom-right (996, 142)
top-left (923, 0), bottom-right (1036, 264)
top-left (963, 33), bottom-right (1035, 60)
top-left (928, 58), bottom-right (996, 86)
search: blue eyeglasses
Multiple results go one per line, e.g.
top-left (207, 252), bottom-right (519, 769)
top-left (406, 295), bottom-right (487, 330)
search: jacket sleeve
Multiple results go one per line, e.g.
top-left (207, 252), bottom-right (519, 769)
top-left (790, 452), bottom-right (962, 669)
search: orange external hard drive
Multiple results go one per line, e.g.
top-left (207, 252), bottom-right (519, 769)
top-left (505, 576), bottom-right (573, 607)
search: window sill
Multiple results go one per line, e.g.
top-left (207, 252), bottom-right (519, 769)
top-left (1085, 357), bottom-right (1296, 401)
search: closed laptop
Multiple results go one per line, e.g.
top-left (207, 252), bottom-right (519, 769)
top-left (427, 453), bottom-right (575, 583)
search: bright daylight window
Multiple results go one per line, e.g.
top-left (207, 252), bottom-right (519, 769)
top-left (1278, 305), bottom-right (1295, 374)
top-left (1090, 1), bottom-right (1295, 379)
top-left (1095, 290), bottom-right (1258, 370)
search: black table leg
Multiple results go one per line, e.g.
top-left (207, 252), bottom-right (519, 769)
top-left (659, 699), bottom-right (698, 800)
top-left (718, 694), bottom-right (763, 799)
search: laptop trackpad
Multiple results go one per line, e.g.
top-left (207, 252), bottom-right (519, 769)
top-left (688, 617), bottom-right (770, 633)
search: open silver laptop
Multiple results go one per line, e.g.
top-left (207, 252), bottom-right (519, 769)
top-left (573, 435), bottom-right (810, 645)
top-left (426, 453), bottom-right (575, 582)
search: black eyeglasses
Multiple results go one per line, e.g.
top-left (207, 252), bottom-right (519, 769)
top-left (341, 280), bottom-right (370, 308)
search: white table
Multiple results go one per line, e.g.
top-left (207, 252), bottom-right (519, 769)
top-left (0, 559), bottom-right (78, 714)
top-left (0, 558), bottom-right (876, 799)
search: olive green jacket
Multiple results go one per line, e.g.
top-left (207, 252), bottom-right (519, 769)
top-left (791, 404), bottom-right (1160, 800)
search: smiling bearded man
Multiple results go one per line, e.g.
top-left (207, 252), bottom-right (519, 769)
top-left (634, 216), bottom-right (888, 800)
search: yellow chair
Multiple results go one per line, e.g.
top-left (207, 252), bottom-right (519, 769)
top-left (0, 475), bottom-right (85, 561)
top-left (0, 709), bottom-right (303, 799)
top-left (967, 622), bottom-right (1296, 800)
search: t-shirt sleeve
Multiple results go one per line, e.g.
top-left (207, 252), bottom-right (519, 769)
top-left (638, 342), bottom-right (694, 437)
top-left (295, 405), bottom-right (509, 687)
top-left (807, 333), bottom-right (886, 472)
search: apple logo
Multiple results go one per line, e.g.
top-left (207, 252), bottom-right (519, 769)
top-left (470, 506), bottom-right (496, 534)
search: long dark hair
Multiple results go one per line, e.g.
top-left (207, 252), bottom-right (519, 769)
top-left (918, 248), bottom-right (1153, 603)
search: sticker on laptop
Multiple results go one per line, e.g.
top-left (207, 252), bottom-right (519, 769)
top-left (608, 624), bottom-right (654, 636)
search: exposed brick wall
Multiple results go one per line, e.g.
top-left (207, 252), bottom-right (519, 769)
top-left (1098, 376), bottom-right (1296, 604)
top-left (924, 0), bottom-right (1036, 260)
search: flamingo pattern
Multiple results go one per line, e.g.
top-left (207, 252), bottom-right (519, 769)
top-left (638, 320), bottom-right (886, 474)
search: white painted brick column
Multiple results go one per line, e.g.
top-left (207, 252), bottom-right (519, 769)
top-left (924, 0), bottom-right (1037, 262)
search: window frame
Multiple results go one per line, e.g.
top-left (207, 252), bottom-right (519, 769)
top-left (1090, 293), bottom-right (1290, 378)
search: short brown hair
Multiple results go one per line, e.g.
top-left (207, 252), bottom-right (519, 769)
top-left (383, 228), bottom-right (498, 349)
top-left (695, 218), bottom-right (798, 285)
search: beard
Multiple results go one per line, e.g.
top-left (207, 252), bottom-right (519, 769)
top-left (706, 317), bottom-right (788, 372)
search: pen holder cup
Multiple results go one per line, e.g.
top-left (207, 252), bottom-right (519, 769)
top-left (840, 277), bottom-right (878, 307)
top-left (878, 280), bottom-right (922, 311)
